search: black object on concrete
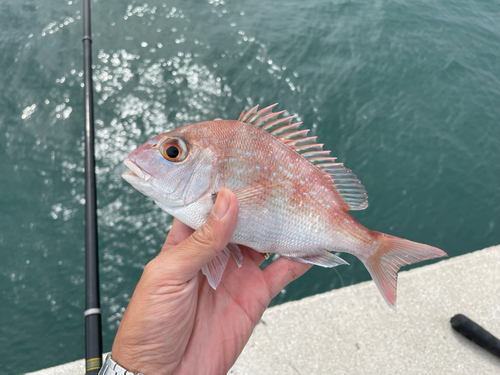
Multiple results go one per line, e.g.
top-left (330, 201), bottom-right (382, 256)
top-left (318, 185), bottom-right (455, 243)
top-left (451, 314), bottom-right (500, 359)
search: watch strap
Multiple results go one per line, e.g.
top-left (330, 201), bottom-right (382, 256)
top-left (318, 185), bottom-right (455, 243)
top-left (99, 354), bottom-right (144, 375)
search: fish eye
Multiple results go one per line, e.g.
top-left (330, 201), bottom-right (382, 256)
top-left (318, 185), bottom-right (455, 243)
top-left (166, 146), bottom-right (179, 159)
top-left (159, 137), bottom-right (188, 162)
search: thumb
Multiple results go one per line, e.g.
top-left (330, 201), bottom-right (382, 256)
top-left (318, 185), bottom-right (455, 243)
top-left (155, 189), bottom-right (239, 283)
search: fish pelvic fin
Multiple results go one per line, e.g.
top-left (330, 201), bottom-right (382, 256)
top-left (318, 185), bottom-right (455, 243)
top-left (362, 232), bottom-right (447, 310)
top-left (202, 243), bottom-right (243, 289)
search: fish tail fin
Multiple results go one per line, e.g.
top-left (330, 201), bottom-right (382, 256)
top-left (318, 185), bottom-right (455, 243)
top-left (361, 232), bottom-right (447, 310)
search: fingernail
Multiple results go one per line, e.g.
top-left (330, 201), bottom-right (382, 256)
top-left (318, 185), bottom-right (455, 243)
top-left (212, 189), bottom-right (230, 220)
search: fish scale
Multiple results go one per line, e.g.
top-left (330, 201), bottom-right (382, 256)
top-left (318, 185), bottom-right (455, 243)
top-left (123, 104), bottom-right (447, 309)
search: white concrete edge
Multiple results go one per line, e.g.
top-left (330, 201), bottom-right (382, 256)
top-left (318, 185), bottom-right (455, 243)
top-left (27, 245), bottom-right (500, 374)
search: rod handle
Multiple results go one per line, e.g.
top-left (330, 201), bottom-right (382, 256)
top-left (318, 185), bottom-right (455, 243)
top-left (450, 313), bottom-right (500, 358)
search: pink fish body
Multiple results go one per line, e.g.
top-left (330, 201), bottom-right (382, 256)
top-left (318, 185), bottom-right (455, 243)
top-left (123, 104), bottom-right (447, 309)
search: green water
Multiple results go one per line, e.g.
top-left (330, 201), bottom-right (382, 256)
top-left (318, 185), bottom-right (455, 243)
top-left (1, 0), bottom-right (499, 373)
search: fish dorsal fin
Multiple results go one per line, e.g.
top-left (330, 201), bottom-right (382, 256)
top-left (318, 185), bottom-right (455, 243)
top-left (238, 104), bottom-right (368, 211)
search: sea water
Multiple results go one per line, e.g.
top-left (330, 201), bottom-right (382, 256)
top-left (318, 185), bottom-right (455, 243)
top-left (0, 0), bottom-right (499, 373)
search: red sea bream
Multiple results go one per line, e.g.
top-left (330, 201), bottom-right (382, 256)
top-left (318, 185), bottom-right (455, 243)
top-left (123, 104), bottom-right (447, 309)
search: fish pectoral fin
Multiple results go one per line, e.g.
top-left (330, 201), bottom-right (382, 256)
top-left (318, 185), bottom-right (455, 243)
top-left (202, 243), bottom-right (244, 289)
top-left (231, 183), bottom-right (268, 201)
top-left (213, 184), bottom-right (270, 208)
top-left (292, 251), bottom-right (349, 268)
top-left (229, 183), bottom-right (279, 210)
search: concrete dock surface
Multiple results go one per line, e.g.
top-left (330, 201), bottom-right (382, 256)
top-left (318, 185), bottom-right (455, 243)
top-left (28, 245), bottom-right (500, 374)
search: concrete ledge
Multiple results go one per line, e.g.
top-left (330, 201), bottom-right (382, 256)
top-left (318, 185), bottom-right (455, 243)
top-left (28, 245), bottom-right (500, 374)
top-left (231, 245), bottom-right (500, 374)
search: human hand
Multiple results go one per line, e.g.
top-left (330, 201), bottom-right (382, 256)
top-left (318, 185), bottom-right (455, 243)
top-left (111, 189), bottom-right (312, 375)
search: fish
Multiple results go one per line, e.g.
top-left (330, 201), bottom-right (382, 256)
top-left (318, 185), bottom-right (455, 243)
top-left (123, 103), bottom-right (447, 309)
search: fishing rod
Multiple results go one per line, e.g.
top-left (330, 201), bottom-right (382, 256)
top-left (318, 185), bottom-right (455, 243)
top-left (82, 0), bottom-right (102, 373)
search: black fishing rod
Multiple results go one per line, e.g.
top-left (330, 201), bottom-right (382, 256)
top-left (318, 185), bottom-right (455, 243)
top-left (82, 0), bottom-right (102, 373)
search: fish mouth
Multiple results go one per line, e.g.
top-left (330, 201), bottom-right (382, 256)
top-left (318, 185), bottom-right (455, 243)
top-left (122, 157), bottom-right (152, 182)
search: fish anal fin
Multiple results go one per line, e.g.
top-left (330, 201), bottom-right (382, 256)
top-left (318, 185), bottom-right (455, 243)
top-left (362, 232), bottom-right (448, 310)
top-left (292, 251), bottom-right (349, 268)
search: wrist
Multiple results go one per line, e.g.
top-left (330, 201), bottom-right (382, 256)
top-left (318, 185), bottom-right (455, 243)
top-left (99, 354), bottom-right (144, 375)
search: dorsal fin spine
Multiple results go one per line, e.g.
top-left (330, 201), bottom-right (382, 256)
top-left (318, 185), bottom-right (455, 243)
top-left (248, 103), bottom-right (278, 123)
top-left (241, 105), bottom-right (259, 122)
top-left (336, 183), bottom-right (364, 189)
top-left (295, 144), bottom-right (324, 153)
top-left (270, 122), bottom-right (302, 136)
top-left (317, 163), bottom-right (341, 169)
top-left (262, 116), bottom-right (295, 132)
top-left (255, 111), bottom-right (285, 127)
top-left (301, 150), bottom-right (331, 158)
top-left (285, 136), bottom-right (318, 147)
top-left (278, 129), bottom-right (310, 141)
top-left (238, 109), bottom-right (246, 122)
top-left (309, 157), bottom-right (338, 165)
